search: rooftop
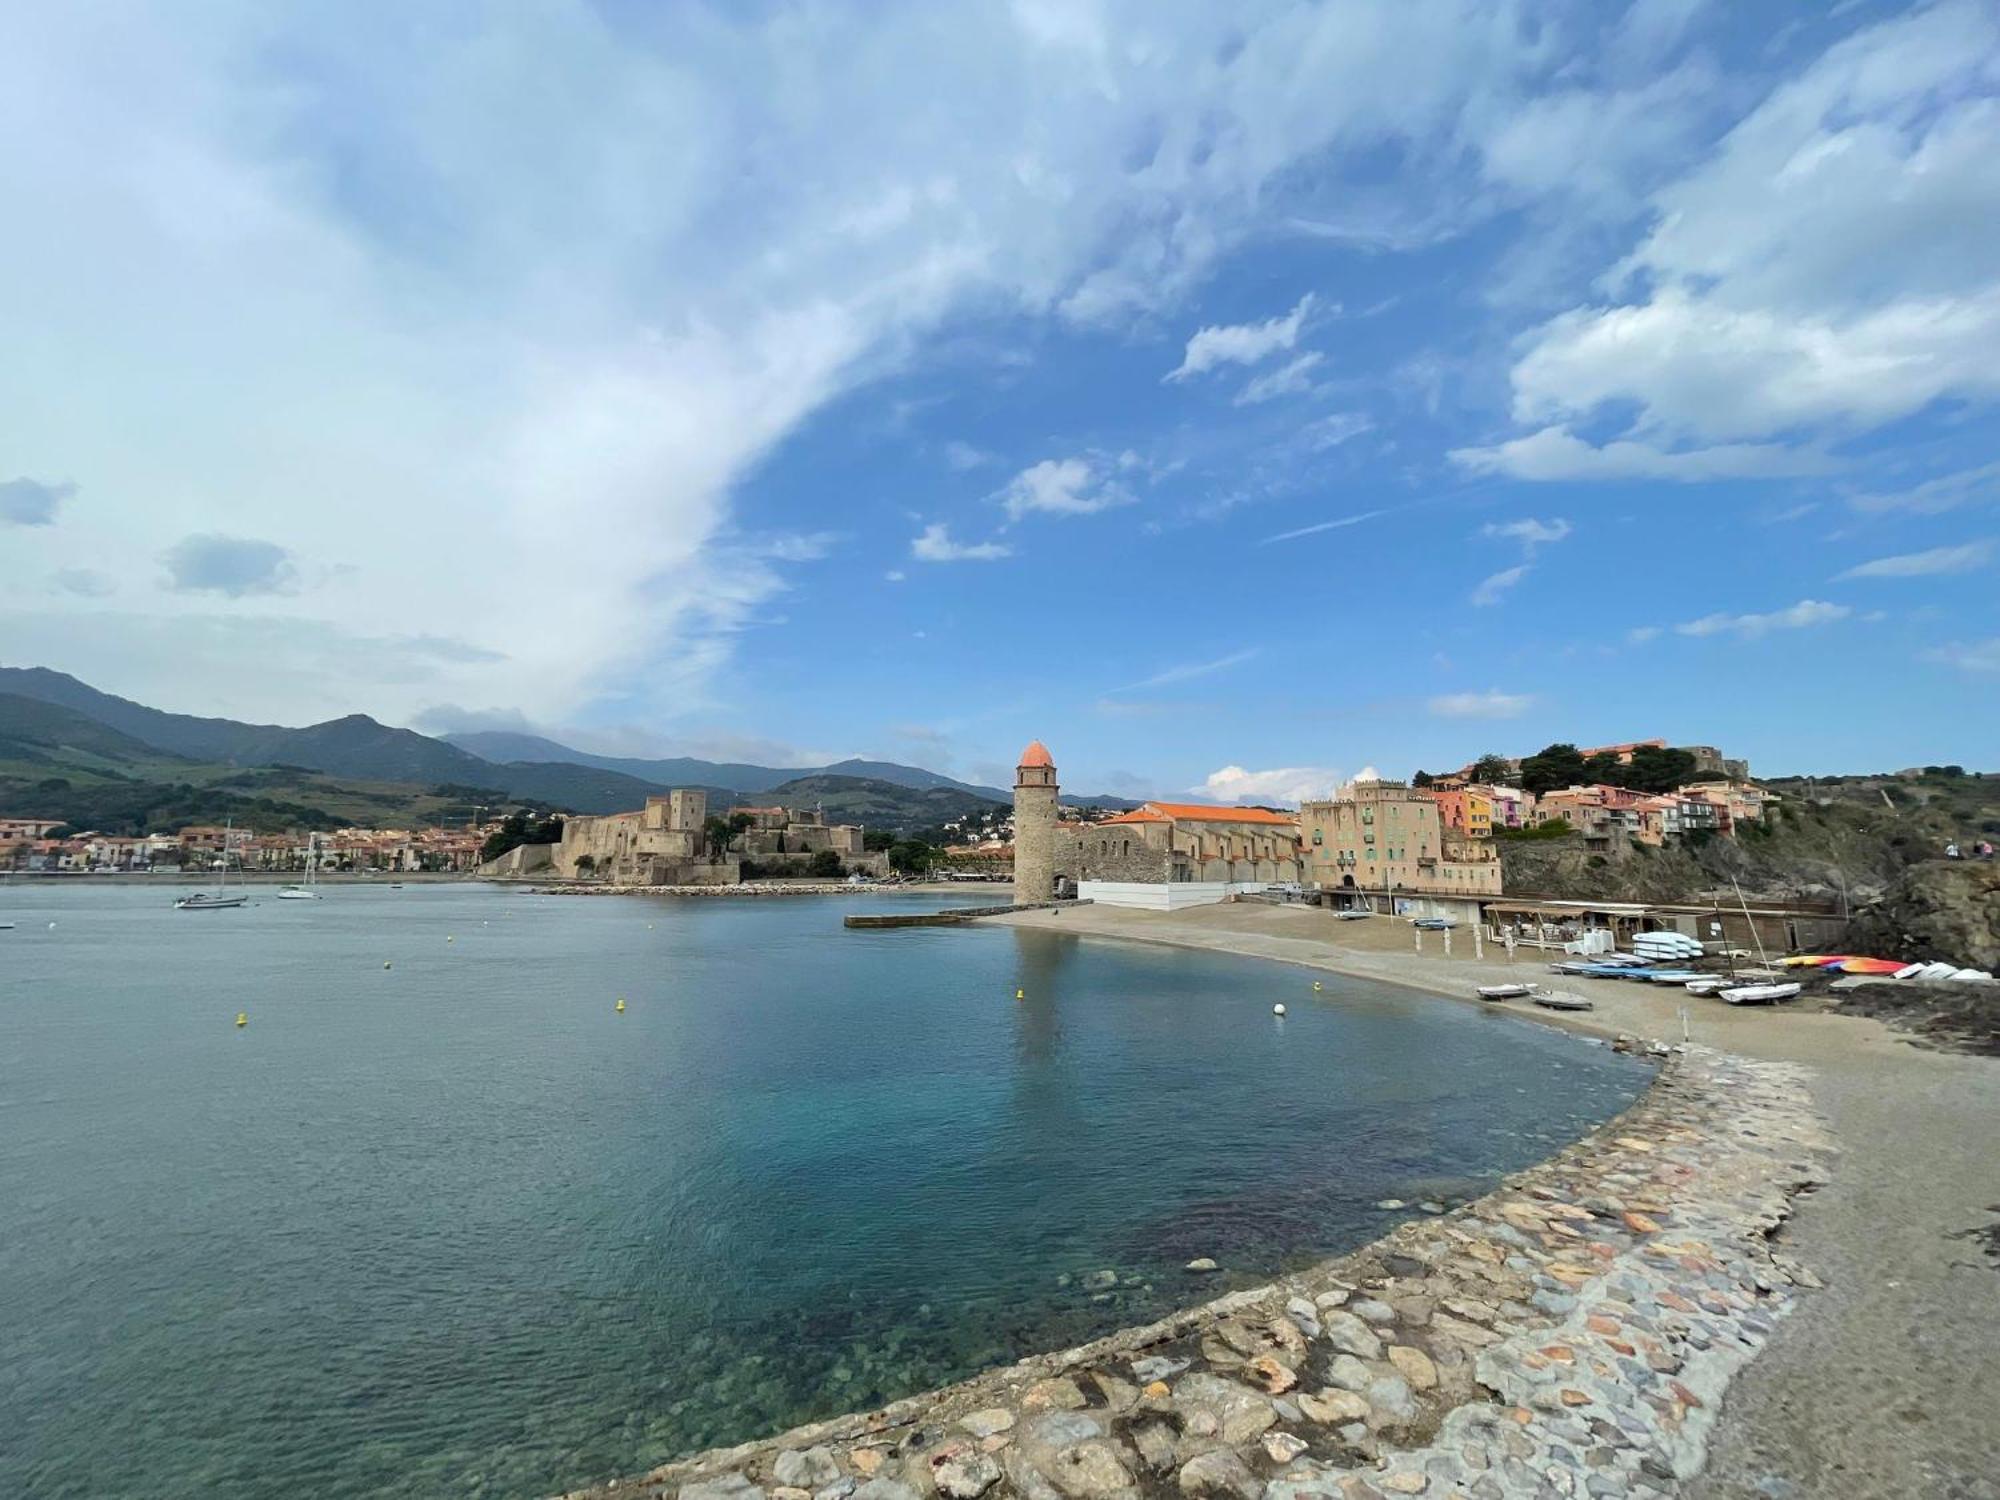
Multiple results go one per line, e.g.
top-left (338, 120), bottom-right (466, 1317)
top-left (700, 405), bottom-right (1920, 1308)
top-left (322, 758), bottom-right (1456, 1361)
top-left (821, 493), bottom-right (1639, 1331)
top-left (1098, 800), bottom-right (1297, 827)
top-left (1017, 740), bottom-right (1054, 769)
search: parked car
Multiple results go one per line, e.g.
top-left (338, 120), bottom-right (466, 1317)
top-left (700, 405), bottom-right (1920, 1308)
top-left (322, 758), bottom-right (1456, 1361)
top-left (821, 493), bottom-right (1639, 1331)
top-left (1412, 916), bottom-right (1457, 930)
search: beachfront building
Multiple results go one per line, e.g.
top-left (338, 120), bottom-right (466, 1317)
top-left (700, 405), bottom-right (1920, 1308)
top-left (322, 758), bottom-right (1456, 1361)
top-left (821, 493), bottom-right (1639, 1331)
top-left (1299, 780), bottom-right (1502, 913)
top-left (1060, 799), bottom-right (1302, 910)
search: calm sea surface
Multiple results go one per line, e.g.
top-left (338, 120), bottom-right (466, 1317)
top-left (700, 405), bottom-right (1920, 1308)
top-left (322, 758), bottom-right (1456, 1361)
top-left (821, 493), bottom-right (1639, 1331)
top-left (0, 883), bottom-right (1648, 1499)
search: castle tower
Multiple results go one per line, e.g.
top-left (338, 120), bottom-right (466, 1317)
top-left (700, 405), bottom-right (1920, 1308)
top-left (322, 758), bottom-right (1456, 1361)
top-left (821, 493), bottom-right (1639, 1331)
top-left (1013, 740), bottom-right (1059, 902)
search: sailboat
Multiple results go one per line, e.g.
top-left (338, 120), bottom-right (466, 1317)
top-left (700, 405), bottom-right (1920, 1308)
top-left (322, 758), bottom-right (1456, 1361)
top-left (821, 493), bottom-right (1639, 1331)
top-left (278, 834), bottom-right (323, 900)
top-left (176, 821), bottom-right (248, 910)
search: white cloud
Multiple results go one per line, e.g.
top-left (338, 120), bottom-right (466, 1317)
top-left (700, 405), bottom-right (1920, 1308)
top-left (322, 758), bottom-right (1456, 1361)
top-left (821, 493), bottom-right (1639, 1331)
top-left (1469, 564), bottom-right (1530, 607)
top-left (1480, 517), bottom-right (1571, 549)
top-left (910, 523), bottom-right (1011, 563)
top-left (996, 457), bottom-right (1134, 521)
top-left (883, 569), bottom-right (906, 582)
top-left (1626, 625), bottom-right (1662, 644)
top-left (1450, 425), bottom-right (1828, 481)
top-left (1674, 598), bottom-right (1851, 638)
top-left (1837, 541), bottom-right (1991, 580)
top-left (943, 441), bottom-right (993, 471)
top-left (1166, 294), bottom-right (1316, 382)
top-left (1428, 690), bottom-right (1532, 719)
top-left (1198, 764), bottom-right (1343, 807)
top-left (1235, 352), bottom-right (1325, 406)
top-left (1489, 1), bottom-right (2000, 459)
top-left (1924, 638), bottom-right (2000, 673)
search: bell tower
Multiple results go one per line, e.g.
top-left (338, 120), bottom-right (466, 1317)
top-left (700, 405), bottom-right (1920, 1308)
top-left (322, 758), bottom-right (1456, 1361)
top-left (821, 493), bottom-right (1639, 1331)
top-left (1013, 741), bottom-right (1058, 902)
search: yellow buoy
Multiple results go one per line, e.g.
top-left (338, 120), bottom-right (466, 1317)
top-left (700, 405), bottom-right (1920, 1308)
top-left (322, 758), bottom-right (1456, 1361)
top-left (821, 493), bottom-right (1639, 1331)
top-left (616, 998), bottom-right (626, 1013)
top-left (1015, 988), bottom-right (1024, 1000)
top-left (1313, 981), bottom-right (1323, 992)
top-left (235, 1012), bottom-right (248, 1028)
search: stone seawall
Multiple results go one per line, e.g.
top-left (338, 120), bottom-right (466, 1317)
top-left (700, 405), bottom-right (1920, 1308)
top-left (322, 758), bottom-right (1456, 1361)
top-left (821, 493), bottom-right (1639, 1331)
top-left (844, 901), bottom-right (1087, 928)
top-left (556, 1047), bottom-right (1831, 1500)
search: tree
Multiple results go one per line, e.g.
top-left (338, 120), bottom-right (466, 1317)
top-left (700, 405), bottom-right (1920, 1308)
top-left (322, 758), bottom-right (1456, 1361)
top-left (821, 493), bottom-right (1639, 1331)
top-left (1519, 744), bottom-right (1587, 796)
top-left (1411, 769), bottom-right (1433, 788)
top-left (887, 839), bottom-right (936, 874)
top-left (1624, 745), bottom-right (1698, 794)
top-left (1581, 751), bottom-right (1626, 787)
top-left (480, 810), bottom-right (565, 862)
top-left (703, 815), bottom-right (735, 857)
top-left (808, 848), bottom-right (843, 878)
top-left (574, 854), bottom-right (597, 876)
top-left (1471, 753), bottom-right (1513, 784)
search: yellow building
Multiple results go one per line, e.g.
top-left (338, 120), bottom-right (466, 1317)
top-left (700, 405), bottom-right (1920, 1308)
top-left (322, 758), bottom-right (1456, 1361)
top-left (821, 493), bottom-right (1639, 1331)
top-left (1299, 780), bottom-right (1501, 898)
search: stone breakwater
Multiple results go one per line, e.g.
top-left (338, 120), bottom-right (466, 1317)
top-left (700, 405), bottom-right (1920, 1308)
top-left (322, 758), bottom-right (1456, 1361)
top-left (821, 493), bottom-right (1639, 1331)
top-left (556, 1047), bottom-right (1831, 1500)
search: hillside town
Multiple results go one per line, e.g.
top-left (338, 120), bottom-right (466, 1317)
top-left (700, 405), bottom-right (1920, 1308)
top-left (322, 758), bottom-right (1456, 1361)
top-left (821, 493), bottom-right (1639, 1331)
top-left (0, 819), bottom-right (490, 875)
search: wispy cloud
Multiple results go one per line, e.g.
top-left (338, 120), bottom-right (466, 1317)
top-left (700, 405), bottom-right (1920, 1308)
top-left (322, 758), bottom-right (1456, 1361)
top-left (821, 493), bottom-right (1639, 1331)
top-left (1260, 509), bottom-right (1387, 544)
top-left (1428, 689), bottom-right (1533, 719)
top-left (1837, 541), bottom-right (1990, 579)
top-left (1297, 412), bottom-right (1373, 450)
top-left (1924, 638), bottom-right (2000, 673)
top-left (1848, 462), bottom-right (2000, 515)
top-left (1110, 647), bottom-right (1259, 694)
top-left (1166, 294), bottom-right (1316, 382)
top-left (1626, 625), bottom-right (1662, 644)
top-left (1235, 352), bottom-right (1325, 406)
top-left (910, 523), bottom-right (1011, 563)
top-left (942, 440), bottom-right (993, 471)
top-left (1675, 599), bottom-right (1851, 638)
top-left (1470, 564), bottom-right (1530, 607)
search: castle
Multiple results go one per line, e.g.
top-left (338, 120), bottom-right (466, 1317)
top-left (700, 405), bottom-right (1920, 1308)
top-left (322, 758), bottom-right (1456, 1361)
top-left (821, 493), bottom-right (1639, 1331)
top-left (554, 790), bottom-right (737, 884)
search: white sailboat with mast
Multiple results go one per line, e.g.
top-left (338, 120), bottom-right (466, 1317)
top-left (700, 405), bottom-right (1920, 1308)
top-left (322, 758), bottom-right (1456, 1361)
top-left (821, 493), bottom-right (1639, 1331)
top-left (278, 833), bottom-right (323, 899)
top-left (176, 819), bottom-right (248, 909)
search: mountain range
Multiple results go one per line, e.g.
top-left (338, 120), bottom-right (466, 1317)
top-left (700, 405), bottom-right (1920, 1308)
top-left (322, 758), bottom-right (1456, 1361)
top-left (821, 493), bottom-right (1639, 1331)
top-left (0, 667), bottom-right (1139, 828)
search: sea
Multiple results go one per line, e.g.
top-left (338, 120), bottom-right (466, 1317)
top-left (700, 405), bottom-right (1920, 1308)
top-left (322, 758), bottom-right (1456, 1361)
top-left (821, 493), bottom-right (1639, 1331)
top-left (0, 882), bottom-right (1650, 1499)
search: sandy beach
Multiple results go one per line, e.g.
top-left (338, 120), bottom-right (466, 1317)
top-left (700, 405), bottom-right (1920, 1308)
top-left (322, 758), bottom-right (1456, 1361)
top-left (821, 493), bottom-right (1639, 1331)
top-left (990, 902), bottom-right (2000, 1500)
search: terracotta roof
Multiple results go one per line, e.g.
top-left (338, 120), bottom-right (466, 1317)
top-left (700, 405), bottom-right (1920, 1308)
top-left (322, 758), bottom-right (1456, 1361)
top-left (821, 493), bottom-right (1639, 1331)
top-left (1098, 801), bottom-right (1298, 827)
top-left (1017, 740), bottom-right (1054, 769)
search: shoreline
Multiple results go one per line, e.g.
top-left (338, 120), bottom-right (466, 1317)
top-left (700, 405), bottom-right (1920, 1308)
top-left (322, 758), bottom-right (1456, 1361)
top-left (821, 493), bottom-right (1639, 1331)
top-left (561, 1045), bottom-right (1829, 1500)
top-left (561, 899), bottom-right (1998, 1499)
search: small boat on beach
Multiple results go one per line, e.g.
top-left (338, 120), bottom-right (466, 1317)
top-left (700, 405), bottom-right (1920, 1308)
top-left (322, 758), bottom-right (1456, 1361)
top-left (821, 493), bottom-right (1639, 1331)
top-left (1533, 990), bottom-right (1594, 1012)
top-left (1476, 982), bottom-right (1535, 1000)
top-left (1718, 981), bottom-right (1802, 1005)
top-left (1683, 977), bottom-right (1731, 996)
top-left (1644, 969), bottom-right (1704, 984)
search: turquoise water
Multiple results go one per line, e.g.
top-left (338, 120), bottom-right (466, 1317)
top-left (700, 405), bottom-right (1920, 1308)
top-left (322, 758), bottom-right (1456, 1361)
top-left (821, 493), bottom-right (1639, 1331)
top-left (0, 884), bottom-right (1647, 1499)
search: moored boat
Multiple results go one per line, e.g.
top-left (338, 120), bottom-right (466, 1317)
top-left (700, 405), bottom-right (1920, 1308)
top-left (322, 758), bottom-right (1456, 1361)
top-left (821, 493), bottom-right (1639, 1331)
top-left (176, 892), bottom-right (247, 910)
top-left (1476, 982), bottom-right (1534, 1000)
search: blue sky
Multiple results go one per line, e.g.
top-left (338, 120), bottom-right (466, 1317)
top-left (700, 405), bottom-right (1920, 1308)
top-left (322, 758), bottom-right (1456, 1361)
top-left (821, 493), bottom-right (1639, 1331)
top-left (2, 0), bottom-right (1996, 800)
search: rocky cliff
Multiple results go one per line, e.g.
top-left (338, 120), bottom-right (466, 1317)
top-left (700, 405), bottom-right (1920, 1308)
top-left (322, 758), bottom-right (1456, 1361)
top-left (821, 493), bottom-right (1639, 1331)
top-left (1845, 860), bottom-right (2000, 970)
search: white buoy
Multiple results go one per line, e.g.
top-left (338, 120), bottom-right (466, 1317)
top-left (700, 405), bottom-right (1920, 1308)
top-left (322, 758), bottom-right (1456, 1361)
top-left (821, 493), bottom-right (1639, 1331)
top-left (48, 921), bottom-right (57, 929)
top-left (1273, 1003), bottom-right (1287, 1016)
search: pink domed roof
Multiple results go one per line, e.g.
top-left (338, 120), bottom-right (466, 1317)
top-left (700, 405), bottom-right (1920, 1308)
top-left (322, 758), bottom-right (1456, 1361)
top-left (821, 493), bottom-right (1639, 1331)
top-left (1017, 740), bottom-right (1054, 769)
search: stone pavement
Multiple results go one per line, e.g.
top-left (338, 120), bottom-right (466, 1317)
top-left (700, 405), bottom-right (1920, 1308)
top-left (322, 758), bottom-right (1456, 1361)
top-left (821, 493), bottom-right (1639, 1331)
top-left (556, 1048), bottom-right (1831, 1500)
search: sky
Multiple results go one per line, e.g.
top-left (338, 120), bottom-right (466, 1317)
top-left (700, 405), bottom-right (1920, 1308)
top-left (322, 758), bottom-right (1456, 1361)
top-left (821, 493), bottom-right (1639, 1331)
top-left (3, 0), bottom-right (1997, 802)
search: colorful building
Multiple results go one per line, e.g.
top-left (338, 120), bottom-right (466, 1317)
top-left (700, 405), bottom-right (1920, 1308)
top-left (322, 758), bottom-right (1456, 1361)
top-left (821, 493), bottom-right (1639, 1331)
top-left (1299, 780), bottom-right (1502, 898)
